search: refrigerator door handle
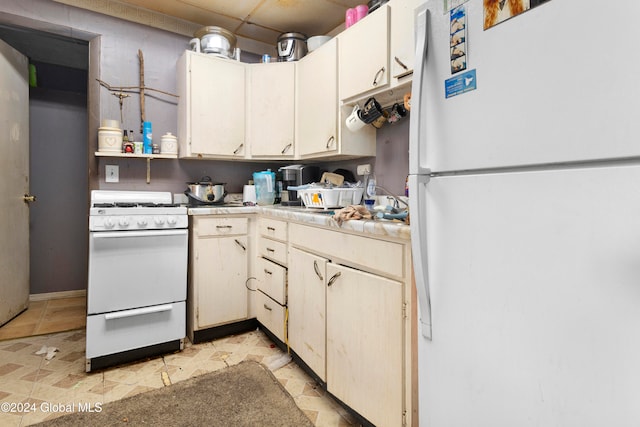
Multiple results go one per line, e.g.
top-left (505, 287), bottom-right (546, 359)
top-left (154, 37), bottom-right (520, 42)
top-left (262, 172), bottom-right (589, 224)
top-left (409, 5), bottom-right (430, 176)
top-left (409, 174), bottom-right (432, 339)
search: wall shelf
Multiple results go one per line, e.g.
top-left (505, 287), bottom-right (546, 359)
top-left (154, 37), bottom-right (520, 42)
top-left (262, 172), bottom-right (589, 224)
top-left (94, 151), bottom-right (178, 183)
top-left (94, 152), bottom-right (177, 159)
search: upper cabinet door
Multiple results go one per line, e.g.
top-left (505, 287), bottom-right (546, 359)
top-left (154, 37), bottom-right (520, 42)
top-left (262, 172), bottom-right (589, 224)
top-left (247, 62), bottom-right (295, 158)
top-left (179, 52), bottom-right (246, 159)
top-left (338, 6), bottom-right (390, 101)
top-left (296, 38), bottom-right (338, 157)
top-left (389, 0), bottom-right (424, 87)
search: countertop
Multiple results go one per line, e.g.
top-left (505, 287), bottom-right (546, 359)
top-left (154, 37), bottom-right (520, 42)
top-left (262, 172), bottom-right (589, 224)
top-left (187, 205), bottom-right (411, 241)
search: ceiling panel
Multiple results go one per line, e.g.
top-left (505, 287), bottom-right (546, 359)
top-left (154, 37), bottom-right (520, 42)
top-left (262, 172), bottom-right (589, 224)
top-left (250, 0), bottom-right (349, 37)
top-left (113, 0), bottom-right (366, 44)
top-left (177, 0), bottom-right (264, 20)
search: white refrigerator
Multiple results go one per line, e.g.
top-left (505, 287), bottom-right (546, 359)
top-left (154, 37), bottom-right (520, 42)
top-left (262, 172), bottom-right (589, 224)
top-left (409, 0), bottom-right (640, 426)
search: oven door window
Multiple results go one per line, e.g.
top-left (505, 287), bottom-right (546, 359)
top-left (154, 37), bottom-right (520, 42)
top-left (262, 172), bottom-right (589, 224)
top-left (88, 229), bottom-right (187, 314)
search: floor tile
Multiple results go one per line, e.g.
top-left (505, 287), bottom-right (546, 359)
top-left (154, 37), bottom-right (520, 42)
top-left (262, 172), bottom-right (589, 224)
top-left (0, 298), bottom-right (354, 427)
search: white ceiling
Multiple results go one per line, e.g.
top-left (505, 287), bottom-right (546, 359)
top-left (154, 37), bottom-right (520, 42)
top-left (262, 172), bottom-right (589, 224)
top-left (112, 0), bottom-right (365, 45)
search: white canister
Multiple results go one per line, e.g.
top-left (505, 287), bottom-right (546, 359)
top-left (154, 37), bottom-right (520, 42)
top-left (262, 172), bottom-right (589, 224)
top-left (242, 185), bottom-right (257, 205)
top-left (98, 127), bottom-right (123, 152)
top-left (160, 132), bottom-right (178, 155)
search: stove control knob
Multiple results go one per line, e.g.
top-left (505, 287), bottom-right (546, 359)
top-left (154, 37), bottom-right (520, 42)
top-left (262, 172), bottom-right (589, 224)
top-left (167, 216), bottom-right (177, 226)
top-left (137, 217), bottom-right (148, 227)
top-left (119, 217), bottom-right (130, 227)
top-left (104, 218), bottom-right (115, 229)
top-left (154, 217), bottom-right (166, 226)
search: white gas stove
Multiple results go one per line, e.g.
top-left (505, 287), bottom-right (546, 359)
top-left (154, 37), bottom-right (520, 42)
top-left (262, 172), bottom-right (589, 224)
top-left (86, 190), bottom-right (188, 372)
top-left (89, 190), bottom-right (187, 231)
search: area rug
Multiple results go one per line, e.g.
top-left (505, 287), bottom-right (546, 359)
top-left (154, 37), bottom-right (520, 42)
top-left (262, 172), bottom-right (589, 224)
top-left (36, 361), bottom-right (313, 427)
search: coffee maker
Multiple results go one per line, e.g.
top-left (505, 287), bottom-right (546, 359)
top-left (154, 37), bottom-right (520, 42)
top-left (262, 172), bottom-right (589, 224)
top-left (279, 165), bottom-right (320, 206)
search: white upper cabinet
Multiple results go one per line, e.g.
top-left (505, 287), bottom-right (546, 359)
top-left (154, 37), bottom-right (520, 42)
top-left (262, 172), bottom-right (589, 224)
top-left (247, 62), bottom-right (295, 158)
top-left (338, 6), bottom-right (390, 102)
top-left (296, 38), bottom-right (339, 157)
top-left (177, 51), bottom-right (246, 159)
top-left (389, 0), bottom-right (424, 88)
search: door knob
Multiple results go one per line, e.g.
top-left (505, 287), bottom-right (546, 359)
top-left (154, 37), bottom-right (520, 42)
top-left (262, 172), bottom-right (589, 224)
top-left (23, 194), bottom-right (36, 203)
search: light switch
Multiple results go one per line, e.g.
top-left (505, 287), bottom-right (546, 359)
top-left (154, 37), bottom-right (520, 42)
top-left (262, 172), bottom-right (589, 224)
top-left (105, 165), bottom-right (119, 183)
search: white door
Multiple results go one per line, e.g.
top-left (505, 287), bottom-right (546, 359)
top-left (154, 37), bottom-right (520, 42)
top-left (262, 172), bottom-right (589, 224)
top-left (0, 39), bottom-right (30, 325)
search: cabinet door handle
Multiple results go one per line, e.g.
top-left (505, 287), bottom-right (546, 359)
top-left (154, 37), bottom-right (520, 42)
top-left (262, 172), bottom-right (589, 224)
top-left (281, 143), bottom-right (292, 154)
top-left (313, 260), bottom-right (324, 281)
top-left (327, 271), bottom-right (342, 287)
top-left (264, 268), bottom-right (272, 275)
top-left (233, 143), bottom-right (244, 154)
top-left (263, 303), bottom-right (273, 311)
top-left (325, 136), bottom-right (335, 149)
top-left (372, 67), bottom-right (385, 87)
top-left (234, 239), bottom-right (246, 251)
top-left (394, 56), bottom-right (408, 71)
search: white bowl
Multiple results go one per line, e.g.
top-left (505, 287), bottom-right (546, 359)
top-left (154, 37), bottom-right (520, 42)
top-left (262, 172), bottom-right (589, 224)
top-left (307, 36), bottom-right (331, 52)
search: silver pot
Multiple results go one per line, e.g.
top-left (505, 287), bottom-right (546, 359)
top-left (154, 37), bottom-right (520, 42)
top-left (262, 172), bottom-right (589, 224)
top-left (186, 176), bottom-right (226, 203)
top-left (194, 26), bottom-right (237, 58)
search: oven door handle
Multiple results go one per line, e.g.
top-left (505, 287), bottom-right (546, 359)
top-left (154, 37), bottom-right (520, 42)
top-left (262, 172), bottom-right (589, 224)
top-left (92, 230), bottom-right (187, 239)
top-left (104, 304), bottom-right (174, 320)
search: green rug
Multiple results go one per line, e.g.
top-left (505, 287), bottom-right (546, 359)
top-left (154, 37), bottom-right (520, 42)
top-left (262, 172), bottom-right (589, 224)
top-left (36, 361), bottom-right (313, 427)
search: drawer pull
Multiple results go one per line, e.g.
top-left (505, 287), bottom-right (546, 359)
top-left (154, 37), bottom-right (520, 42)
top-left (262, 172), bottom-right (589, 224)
top-left (263, 303), bottom-right (273, 311)
top-left (105, 304), bottom-right (172, 320)
top-left (234, 239), bottom-right (246, 251)
top-left (313, 260), bottom-right (323, 281)
top-left (264, 269), bottom-right (273, 275)
top-left (266, 247), bottom-right (275, 253)
top-left (372, 66), bottom-right (385, 87)
top-left (266, 226), bottom-right (276, 231)
top-left (325, 135), bottom-right (335, 149)
top-left (327, 271), bottom-right (342, 287)
top-left (394, 56), bottom-right (409, 71)
top-left (216, 225), bottom-right (232, 229)
top-left (281, 143), bottom-right (292, 154)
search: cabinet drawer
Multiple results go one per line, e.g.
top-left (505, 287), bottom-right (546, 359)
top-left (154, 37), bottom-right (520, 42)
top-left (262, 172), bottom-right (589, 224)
top-left (86, 302), bottom-right (185, 359)
top-left (289, 223), bottom-right (404, 279)
top-left (195, 217), bottom-right (248, 237)
top-left (257, 257), bottom-right (287, 305)
top-left (259, 237), bottom-right (287, 265)
top-left (258, 217), bottom-right (287, 241)
top-left (256, 291), bottom-right (286, 343)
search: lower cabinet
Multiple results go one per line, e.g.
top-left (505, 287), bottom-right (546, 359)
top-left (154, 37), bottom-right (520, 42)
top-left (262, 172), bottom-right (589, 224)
top-left (256, 257), bottom-right (287, 342)
top-left (188, 216), bottom-right (249, 341)
top-left (256, 290), bottom-right (286, 343)
top-left (288, 222), bottom-right (411, 427)
top-left (288, 247), bottom-right (328, 381)
top-left (188, 215), bottom-right (413, 426)
top-left (255, 218), bottom-right (289, 342)
top-left (326, 263), bottom-right (404, 427)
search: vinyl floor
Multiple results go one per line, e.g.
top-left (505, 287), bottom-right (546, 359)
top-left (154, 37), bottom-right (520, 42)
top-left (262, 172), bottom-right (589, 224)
top-left (0, 298), bottom-right (355, 426)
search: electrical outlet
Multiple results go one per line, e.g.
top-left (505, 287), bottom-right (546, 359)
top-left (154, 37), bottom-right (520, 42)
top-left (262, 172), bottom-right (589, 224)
top-left (105, 165), bottom-right (119, 183)
top-left (357, 164), bottom-right (371, 175)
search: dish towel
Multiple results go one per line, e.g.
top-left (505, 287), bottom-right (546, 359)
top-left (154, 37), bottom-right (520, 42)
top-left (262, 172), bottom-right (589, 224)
top-left (333, 205), bottom-right (372, 225)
